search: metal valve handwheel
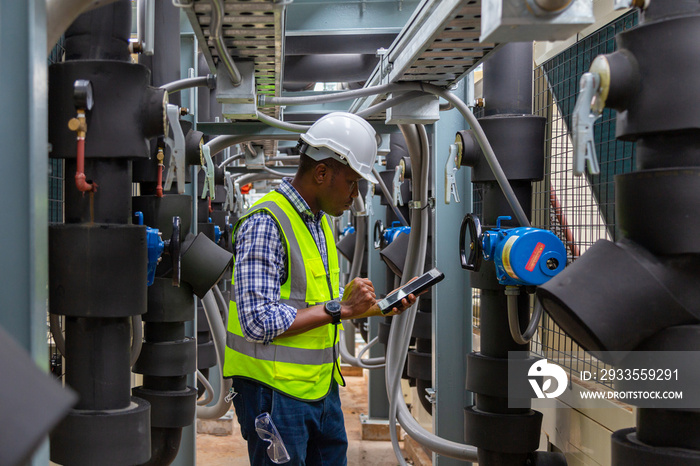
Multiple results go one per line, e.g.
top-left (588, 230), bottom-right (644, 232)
top-left (459, 213), bottom-right (483, 271)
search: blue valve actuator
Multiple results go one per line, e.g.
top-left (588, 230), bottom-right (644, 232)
top-left (384, 221), bottom-right (410, 246)
top-left (214, 225), bottom-right (222, 244)
top-left (134, 211), bottom-right (165, 286)
top-left (341, 225), bottom-right (356, 236)
top-left (482, 216), bottom-right (567, 286)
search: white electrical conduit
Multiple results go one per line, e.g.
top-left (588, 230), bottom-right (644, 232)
top-left (262, 166), bottom-right (293, 178)
top-left (130, 315), bottom-right (143, 367)
top-left (197, 369), bottom-right (215, 406)
top-left (372, 167), bottom-right (409, 227)
top-left (197, 289), bottom-right (233, 419)
top-left (161, 75), bottom-right (215, 94)
top-left (206, 134), bottom-right (300, 158)
top-left (355, 91), bottom-right (427, 119)
top-left (49, 313), bottom-right (144, 369)
top-left (219, 152), bottom-right (245, 169)
top-left (209, 0), bottom-right (242, 86)
top-left (384, 124), bottom-right (479, 463)
top-left (339, 332), bottom-right (386, 369)
top-left (259, 82), bottom-right (530, 227)
top-left (46, 0), bottom-right (121, 54)
top-left (256, 112), bottom-right (310, 133)
top-left (213, 285), bottom-right (230, 329)
top-left (507, 290), bottom-right (543, 345)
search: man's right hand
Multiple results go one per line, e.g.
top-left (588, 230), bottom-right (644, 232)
top-left (340, 277), bottom-right (377, 319)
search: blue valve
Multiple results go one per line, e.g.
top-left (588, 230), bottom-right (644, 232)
top-left (384, 221), bottom-right (410, 246)
top-left (214, 225), bottom-right (222, 244)
top-left (481, 216), bottom-right (567, 286)
top-left (341, 225), bottom-right (356, 236)
top-left (134, 211), bottom-right (165, 286)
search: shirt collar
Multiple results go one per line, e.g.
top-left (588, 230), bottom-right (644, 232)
top-left (277, 178), bottom-right (325, 222)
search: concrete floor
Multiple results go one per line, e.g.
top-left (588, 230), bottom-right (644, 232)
top-left (196, 371), bottom-right (417, 465)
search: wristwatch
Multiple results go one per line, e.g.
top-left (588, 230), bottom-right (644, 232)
top-left (324, 300), bottom-right (342, 325)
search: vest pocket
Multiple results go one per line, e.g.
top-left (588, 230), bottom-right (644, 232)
top-left (304, 257), bottom-right (329, 304)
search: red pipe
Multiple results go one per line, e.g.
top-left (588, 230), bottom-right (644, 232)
top-left (75, 135), bottom-right (97, 193)
top-left (549, 186), bottom-right (579, 259)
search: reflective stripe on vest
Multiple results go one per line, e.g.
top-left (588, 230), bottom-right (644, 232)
top-left (223, 190), bottom-right (343, 401)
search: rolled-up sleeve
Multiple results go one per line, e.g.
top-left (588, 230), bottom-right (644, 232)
top-left (233, 212), bottom-right (297, 344)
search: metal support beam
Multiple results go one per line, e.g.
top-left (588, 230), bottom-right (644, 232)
top-left (431, 76), bottom-right (472, 465)
top-left (0, 1), bottom-right (49, 463)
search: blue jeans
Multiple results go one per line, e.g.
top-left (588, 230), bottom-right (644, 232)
top-left (231, 377), bottom-right (348, 466)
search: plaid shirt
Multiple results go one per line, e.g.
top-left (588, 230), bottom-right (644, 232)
top-left (233, 178), bottom-right (340, 344)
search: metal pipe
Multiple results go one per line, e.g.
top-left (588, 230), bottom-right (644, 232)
top-left (218, 152), bottom-right (245, 169)
top-left (209, 0), bottom-right (242, 86)
top-left (161, 75), bottom-right (215, 94)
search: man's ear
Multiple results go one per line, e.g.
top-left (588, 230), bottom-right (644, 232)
top-left (313, 161), bottom-right (330, 185)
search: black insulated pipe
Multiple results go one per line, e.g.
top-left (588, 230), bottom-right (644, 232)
top-left (63, 0), bottom-right (132, 62)
top-left (461, 42), bottom-right (565, 466)
top-left (538, 5), bottom-right (700, 464)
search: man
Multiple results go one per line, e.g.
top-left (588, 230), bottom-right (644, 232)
top-left (223, 112), bottom-right (416, 465)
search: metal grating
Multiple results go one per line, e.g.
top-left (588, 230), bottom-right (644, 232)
top-left (528, 10), bottom-right (640, 391)
top-left (181, 0), bottom-right (283, 120)
top-left (401, 1), bottom-right (495, 86)
top-left (351, 0), bottom-right (497, 116)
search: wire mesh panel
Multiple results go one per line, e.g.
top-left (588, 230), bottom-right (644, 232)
top-left (48, 40), bottom-right (65, 379)
top-left (529, 11), bottom-right (640, 391)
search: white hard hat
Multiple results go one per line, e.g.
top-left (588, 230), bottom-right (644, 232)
top-left (299, 112), bottom-right (379, 184)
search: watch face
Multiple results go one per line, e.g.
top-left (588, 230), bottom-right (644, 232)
top-left (326, 300), bottom-right (341, 314)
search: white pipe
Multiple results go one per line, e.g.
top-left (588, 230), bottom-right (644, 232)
top-left (46, 0), bottom-right (120, 55)
top-left (197, 369), bottom-right (215, 406)
top-left (206, 134), bottom-right (299, 158)
top-left (257, 112), bottom-right (310, 133)
top-left (209, 0), bottom-right (242, 86)
top-left (130, 315), bottom-right (143, 367)
top-left (197, 290), bottom-right (233, 419)
top-left (161, 75), bottom-right (215, 94)
top-left (371, 167), bottom-right (409, 227)
top-left (339, 331), bottom-right (385, 369)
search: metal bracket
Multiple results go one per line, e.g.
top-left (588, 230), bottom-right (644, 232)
top-left (445, 144), bottom-right (460, 204)
top-left (572, 72), bottom-right (602, 177)
top-left (234, 180), bottom-right (245, 214)
top-left (425, 387), bottom-right (436, 404)
top-left (364, 183), bottom-right (374, 217)
top-left (200, 145), bottom-right (216, 200)
top-left (223, 174), bottom-right (236, 212)
top-left (392, 167), bottom-right (404, 207)
top-left (163, 104), bottom-right (186, 194)
top-left (245, 143), bottom-right (266, 170)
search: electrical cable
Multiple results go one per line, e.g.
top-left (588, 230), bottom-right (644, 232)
top-left (130, 315), bottom-right (143, 368)
top-left (506, 288), bottom-right (543, 345)
top-left (262, 166), bottom-right (292, 178)
top-left (259, 81), bottom-right (529, 227)
top-left (213, 285), bottom-right (229, 329)
top-left (256, 112), bottom-right (310, 133)
top-left (161, 75), bottom-right (215, 94)
top-left (197, 289), bottom-right (233, 419)
top-left (372, 167), bottom-right (409, 227)
top-left (209, 0), bottom-right (242, 86)
top-left (196, 369), bottom-right (215, 406)
top-left (338, 331), bottom-right (385, 369)
top-left (206, 134), bottom-right (300, 158)
top-left (218, 152), bottom-right (245, 169)
top-left (355, 91), bottom-right (426, 119)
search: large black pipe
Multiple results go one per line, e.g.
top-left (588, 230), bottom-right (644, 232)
top-left (49, 2), bottom-right (155, 463)
top-left (462, 42), bottom-right (564, 466)
top-left (538, 5), bottom-right (700, 464)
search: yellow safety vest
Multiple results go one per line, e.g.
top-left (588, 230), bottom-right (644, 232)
top-left (223, 190), bottom-right (344, 401)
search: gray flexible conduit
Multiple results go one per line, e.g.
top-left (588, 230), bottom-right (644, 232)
top-left (197, 289), bottom-right (233, 419)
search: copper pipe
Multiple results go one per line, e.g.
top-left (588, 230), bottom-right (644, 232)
top-left (70, 111), bottom-right (97, 193)
top-left (156, 147), bottom-right (164, 198)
